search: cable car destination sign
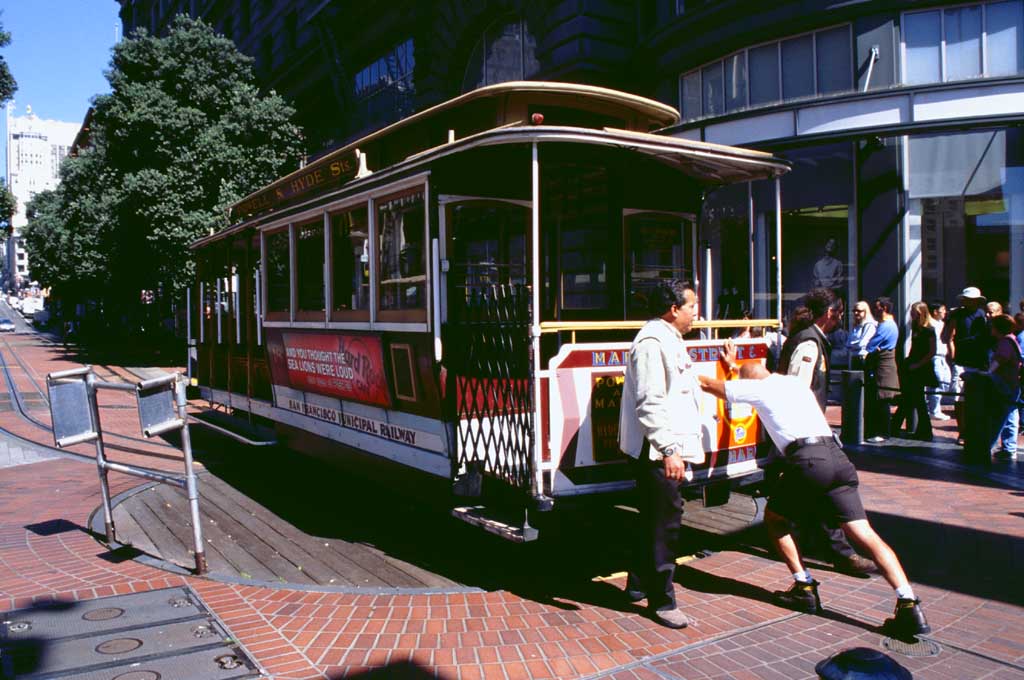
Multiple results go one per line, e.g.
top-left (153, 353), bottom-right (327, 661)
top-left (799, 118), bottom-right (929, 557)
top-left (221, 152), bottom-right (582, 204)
top-left (231, 150), bottom-right (360, 221)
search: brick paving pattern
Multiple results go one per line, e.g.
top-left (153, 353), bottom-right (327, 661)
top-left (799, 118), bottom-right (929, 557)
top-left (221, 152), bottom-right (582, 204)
top-left (0, 334), bottom-right (1021, 679)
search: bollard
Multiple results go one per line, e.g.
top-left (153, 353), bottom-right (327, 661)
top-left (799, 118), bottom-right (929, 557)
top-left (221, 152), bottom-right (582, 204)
top-left (840, 370), bottom-right (865, 445)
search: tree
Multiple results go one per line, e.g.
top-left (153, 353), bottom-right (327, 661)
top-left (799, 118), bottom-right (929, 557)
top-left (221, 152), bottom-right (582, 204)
top-left (0, 177), bottom-right (15, 235)
top-left (22, 15), bottom-right (301, 319)
top-left (0, 18), bottom-right (18, 106)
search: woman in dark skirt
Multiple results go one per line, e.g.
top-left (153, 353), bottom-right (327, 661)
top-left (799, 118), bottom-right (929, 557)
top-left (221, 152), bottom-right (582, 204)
top-left (893, 301), bottom-right (937, 441)
top-left (865, 297), bottom-right (901, 442)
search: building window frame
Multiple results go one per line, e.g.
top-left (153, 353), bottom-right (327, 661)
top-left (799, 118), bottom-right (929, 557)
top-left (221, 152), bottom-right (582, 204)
top-left (678, 23), bottom-right (853, 122)
top-left (900, 0), bottom-right (1024, 85)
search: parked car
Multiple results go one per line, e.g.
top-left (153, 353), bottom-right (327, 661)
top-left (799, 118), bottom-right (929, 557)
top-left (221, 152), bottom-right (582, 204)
top-left (0, 318), bottom-right (16, 332)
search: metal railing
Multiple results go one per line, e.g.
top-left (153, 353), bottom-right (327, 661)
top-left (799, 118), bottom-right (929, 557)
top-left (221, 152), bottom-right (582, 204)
top-left (45, 367), bottom-right (207, 575)
top-left (539, 318), bottom-right (782, 343)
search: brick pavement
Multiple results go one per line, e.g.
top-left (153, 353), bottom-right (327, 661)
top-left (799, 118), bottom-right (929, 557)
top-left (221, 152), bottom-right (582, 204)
top-left (0, 335), bottom-right (1022, 679)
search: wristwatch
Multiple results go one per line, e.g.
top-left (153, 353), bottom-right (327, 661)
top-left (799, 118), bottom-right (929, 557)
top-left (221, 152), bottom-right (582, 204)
top-left (662, 445), bottom-right (680, 459)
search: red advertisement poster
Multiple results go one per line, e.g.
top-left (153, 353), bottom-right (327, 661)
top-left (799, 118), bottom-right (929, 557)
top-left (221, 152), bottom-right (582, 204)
top-left (266, 329), bottom-right (391, 408)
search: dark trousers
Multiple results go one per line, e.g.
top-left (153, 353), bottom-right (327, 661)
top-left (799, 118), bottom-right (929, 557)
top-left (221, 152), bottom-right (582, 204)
top-left (765, 457), bottom-right (854, 562)
top-left (864, 375), bottom-right (892, 438)
top-left (627, 454), bottom-right (683, 612)
top-left (893, 378), bottom-right (932, 439)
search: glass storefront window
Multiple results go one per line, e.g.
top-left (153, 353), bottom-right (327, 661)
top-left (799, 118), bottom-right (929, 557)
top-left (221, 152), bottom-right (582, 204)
top-left (724, 52), bottom-right (748, 112)
top-left (377, 189), bottom-right (426, 319)
top-left (987, 0), bottom-right (1024, 75)
top-left (904, 10), bottom-right (942, 84)
top-left (749, 43), bottom-right (780, 106)
top-left (681, 70), bottom-right (701, 121)
top-left (904, 1), bottom-right (1022, 84)
top-left (944, 5), bottom-right (983, 81)
top-left (781, 34), bottom-right (815, 99)
top-left (815, 25), bottom-right (853, 94)
top-left (908, 128), bottom-right (1022, 308)
top-left (461, 17), bottom-right (539, 92)
top-left (295, 219), bottom-right (325, 314)
top-left (330, 206), bottom-right (370, 318)
top-left (702, 61), bottom-right (724, 116)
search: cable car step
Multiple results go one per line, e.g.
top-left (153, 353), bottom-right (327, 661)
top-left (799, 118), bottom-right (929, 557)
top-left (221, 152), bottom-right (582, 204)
top-left (452, 505), bottom-right (539, 543)
top-left (188, 410), bottom-right (277, 447)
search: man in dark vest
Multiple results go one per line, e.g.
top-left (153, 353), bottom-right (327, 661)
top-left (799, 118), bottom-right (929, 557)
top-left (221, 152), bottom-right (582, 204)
top-left (776, 288), bottom-right (877, 576)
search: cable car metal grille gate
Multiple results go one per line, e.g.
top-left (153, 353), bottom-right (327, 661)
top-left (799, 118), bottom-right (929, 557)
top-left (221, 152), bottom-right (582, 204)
top-left (447, 284), bottom-right (534, 491)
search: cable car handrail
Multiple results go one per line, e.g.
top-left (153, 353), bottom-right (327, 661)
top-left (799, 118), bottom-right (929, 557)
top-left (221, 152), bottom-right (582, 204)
top-left (539, 319), bottom-right (782, 343)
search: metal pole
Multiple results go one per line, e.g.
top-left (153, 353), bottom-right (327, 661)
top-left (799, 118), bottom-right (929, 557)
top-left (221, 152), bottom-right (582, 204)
top-left (175, 376), bottom-right (207, 575)
top-left (529, 143), bottom-right (544, 503)
top-left (774, 177), bottom-right (783, 324)
top-left (86, 370), bottom-right (115, 543)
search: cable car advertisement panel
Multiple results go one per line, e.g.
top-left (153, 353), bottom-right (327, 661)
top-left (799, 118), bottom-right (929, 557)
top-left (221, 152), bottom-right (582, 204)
top-left (265, 329), bottom-right (391, 408)
top-left (546, 339), bottom-right (768, 494)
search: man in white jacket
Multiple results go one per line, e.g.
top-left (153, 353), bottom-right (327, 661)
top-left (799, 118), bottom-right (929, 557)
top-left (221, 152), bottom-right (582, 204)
top-left (618, 279), bottom-right (704, 629)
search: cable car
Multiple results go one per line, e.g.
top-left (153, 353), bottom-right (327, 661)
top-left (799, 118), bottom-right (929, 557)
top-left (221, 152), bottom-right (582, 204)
top-left (190, 82), bottom-right (789, 540)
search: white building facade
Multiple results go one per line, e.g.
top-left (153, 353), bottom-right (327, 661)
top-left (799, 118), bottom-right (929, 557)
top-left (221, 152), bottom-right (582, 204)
top-left (650, 0), bottom-right (1024, 330)
top-left (4, 104), bottom-right (79, 291)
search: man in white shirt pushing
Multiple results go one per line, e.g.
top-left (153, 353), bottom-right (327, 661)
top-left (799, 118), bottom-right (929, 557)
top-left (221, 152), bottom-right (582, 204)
top-left (698, 340), bottom-right (931, 641)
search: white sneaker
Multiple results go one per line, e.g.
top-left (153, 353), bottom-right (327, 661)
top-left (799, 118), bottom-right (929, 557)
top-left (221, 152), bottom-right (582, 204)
top-left (931, 412), bottom-right (951, 421)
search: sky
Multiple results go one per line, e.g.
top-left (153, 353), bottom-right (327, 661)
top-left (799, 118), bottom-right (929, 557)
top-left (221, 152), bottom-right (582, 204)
top-left (0, 1), bottom-right (121, 165)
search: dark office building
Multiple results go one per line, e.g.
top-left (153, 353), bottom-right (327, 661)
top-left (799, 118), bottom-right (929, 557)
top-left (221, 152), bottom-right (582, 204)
top-left (119, 0), bottom-right (1024, 329)
top-left (117, 0), bottom-right (644, 155)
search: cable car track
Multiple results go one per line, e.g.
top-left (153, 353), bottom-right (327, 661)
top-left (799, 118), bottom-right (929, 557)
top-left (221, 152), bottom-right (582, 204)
top-left (0, 335), bottom-right (187, 462)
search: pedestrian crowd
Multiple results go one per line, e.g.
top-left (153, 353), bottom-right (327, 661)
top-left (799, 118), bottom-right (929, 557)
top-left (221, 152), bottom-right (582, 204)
top-left (847, 286), bottom-right (1024, 460)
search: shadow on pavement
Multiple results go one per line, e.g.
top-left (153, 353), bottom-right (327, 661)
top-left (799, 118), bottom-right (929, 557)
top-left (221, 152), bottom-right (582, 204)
top-left (329, 661), bottom-right (438, 679)
top-left (176, 421), bottom-right (1023, 608)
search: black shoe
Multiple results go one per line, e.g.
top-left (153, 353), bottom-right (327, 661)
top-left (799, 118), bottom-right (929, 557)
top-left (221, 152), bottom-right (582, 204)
top-left (624, 587), bottom-right (645, 603)
top-left (624, 573), bottom-right (645, 602)
top-left (773, 579), bottom-right (822, 614)
top-left (883, 598), bottom-right (931, 641)
top-left (832, 554), bottom-right (879, 577)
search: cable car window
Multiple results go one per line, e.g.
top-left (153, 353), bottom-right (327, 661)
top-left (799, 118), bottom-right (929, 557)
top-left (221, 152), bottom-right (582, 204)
top-left (377, 189), bottom-right (426, 319)
top-left (448, 202), bottom-right (529, 320)
top-left (296, 219), bottom-right (326, 315)
top-left (625, 213), bottom-right (693, 319)
top-left (331, 206), bottom-right (370, 319)
top-left (265, 228), bottom-right (290, 315)
top-left (549, 164), bottom-right (609, 311)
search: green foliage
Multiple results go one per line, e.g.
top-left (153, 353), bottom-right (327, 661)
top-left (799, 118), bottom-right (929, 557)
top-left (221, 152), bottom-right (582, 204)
top-left (0, 19), bottom-right (18, 106)
top-left (0, 177), bottom-right (15, 230)
top-left (22, 15), bottom-right (301, 305)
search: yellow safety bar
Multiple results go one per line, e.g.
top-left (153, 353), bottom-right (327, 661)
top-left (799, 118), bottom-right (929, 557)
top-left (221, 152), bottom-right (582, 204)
top-left (539, 318), bottom-right (782, 343)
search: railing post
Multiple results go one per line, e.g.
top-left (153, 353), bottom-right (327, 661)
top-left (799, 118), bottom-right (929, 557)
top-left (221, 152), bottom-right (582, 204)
top-left (175, 376), bottom-right (207, 575)
top-left (840, 370), bottom-right (865, 445)
top-left (86, 370), bottom-right (116, 543)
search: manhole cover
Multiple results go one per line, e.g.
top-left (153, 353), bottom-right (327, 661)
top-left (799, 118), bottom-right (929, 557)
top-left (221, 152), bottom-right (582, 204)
top-left (882, 636), bottom-right (943, 657)
top-left (83, 607), bottom-right (125, 621)
top-left (96, 637), bottom-right (144, 654)
top-left (112, 672), bottom-right (161, 680)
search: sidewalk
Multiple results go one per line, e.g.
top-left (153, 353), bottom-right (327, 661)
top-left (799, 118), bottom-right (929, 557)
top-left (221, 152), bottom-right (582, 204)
top-left (0, 335), bottom-right (1022, 679)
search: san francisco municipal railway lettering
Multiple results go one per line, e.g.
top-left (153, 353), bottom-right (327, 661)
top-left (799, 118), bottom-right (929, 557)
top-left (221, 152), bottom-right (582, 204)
top-left (341, 413), bottom-right (417, 445)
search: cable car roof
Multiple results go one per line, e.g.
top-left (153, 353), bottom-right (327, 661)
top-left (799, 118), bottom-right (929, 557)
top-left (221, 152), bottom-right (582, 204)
top-left (193, 122), bottom-right (788, 250)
